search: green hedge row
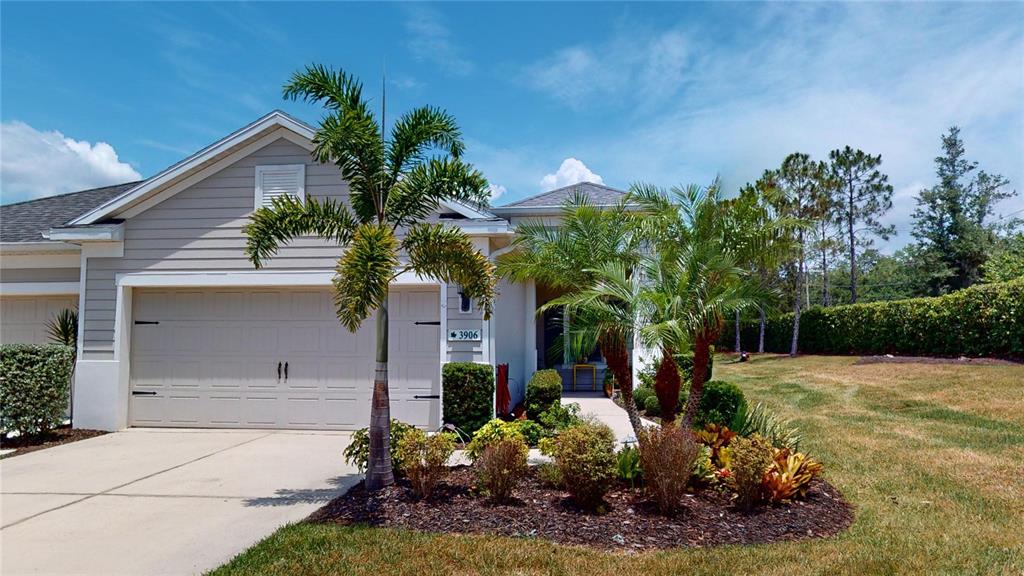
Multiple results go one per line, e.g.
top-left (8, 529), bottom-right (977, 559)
top-left (0, 344), bottom-right (75, 436)
top-left (723, 279), bottom-right (1024, 358)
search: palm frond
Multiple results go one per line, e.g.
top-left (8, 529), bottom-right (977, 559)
top-left (386, 106), bottom-right (465, 187)
top-left (244, 195), bottom-right (358, 268)
top-left (387, 158), bottom-right (489, 229)
top-left (401, 224), bottom-right (497, 319)
top-left (332, 224), bottom-right (400, 331)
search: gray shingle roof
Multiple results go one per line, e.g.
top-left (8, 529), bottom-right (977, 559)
top-left (0, 182), bottom-right (141, 243)
top-left (496, 181), bottom-right (627, 209)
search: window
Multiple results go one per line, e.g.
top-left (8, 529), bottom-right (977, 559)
top-left (458, 288), bottom-right (473, 313)
top-left (255, 164), bottom-right (305, 209)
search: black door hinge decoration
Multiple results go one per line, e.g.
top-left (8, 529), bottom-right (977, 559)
top-left (413, 394), bottom-right (441, 399)
top-left (414, 321), bottom-right (441, 326)
top-left (132, 390), bottom-right (157, 396)
top-left (134, 320), bottom-right (159, 325)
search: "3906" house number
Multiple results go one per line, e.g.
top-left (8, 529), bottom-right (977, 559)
top-left (448, 329), bottom-right (481, 342)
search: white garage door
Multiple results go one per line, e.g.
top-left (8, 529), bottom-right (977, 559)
top-left (0, 295), bottom-right (79, 345)
top-left (129, 287), bottom-right (441, 430)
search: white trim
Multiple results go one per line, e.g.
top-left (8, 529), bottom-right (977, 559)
top-left (438, 282), bottom-right (448, 427)
top-left (0, 253), bottom-right (80, 268)
top-left (0, 242), bottom-right (79, 255)
top-left (81, 242), bottom-right (124, 258)
top-left (76, 252), bottom-right (87, 362)
top-left (46, 224), bottom-right (124, 242)
top-left (70, 112), bottom-right (316, 225)
top-left (439, 200), bottom-right (496, 220)
top-left (255, 163), bottom-right (306, 208)
top-left (0, 282), bottom-right (80, 296)
top-left (115, 269), bottom-right (438, 288)
top-left (450, 220), bottom-right (513, 236)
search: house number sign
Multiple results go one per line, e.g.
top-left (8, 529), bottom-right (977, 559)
top-left (448, 329), bottom-right (481, 342)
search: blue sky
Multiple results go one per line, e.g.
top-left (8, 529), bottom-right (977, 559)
top-left (2, 1), bottom-right (1022, 251)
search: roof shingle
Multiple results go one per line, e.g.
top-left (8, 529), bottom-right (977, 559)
top-left (496, 181), bottom-right (627, 209)
top-left (0, 182), bottom-right (141, 243)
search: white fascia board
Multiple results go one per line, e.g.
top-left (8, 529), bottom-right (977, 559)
top-left (46, 224), bottom-right (125, 242)
top-left (0, 282), bottom-right (80, 296)
top-left (116, 269), bottom-right (438, 288)
top-left (440, 199), bottom-right (497, 220)
top-left (0, 241), bottom-right (80, 255)
top-left (451, 220), bottom-right (513, 236)
top-left (70, 111), bottom-right (316, 226)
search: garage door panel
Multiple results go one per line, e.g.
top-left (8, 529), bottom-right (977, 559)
top-left (130, 287), bottom-right (440, 430)
top-left (0, 295), bottom-right (79, 345)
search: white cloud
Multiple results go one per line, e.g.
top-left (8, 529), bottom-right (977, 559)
top-left (487, 183), bottom-right (507, 201)
top-left (0, 121), bottom-right (141, 202)
top-left (540, 158), bottom-right (604, 190)
top-left (404, 6), bottom-right (473, 76)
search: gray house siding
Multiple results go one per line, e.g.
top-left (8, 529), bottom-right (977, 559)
top-left (80, 137), bottom-right (483, 361)
top-left (1, 267), bottom-right (80, 283)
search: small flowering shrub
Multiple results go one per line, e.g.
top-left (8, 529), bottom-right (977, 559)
top-left (397, 429), bottom-right (457, 499)
top-left (729, 434), bottom-right (775, 510)
top-left (466, 419), bottom-right (526, 461)
top-left (552, 421), bottom-right (617, 510)
top-left (475, 437), bottom-right (529, 503)
top-left (343, 419), bottom-right (416, 474)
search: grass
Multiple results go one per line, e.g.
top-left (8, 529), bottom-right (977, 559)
top-left (209, 354), bottom-right (1024, 576)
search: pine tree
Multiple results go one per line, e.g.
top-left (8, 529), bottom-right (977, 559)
top-left (828, 147), bottom-right (894, 303)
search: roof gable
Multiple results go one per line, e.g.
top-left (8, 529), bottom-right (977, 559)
top-left (494, 181), bottom-right (627, 211)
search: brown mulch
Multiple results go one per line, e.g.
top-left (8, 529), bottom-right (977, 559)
top-left (309, 466), bottom-right (854, 551)
top-left (0, 426), bottom-right (107, 458)
top-left (855, 355), bottom-right (1020, 366)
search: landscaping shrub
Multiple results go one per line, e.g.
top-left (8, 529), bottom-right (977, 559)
top-left (633, 386), bottom-right (654, 410)
top-left (525, 369), bottom-right (563, 417)
top-left (691, 445), bottom-right (718, 485)
top-left (637, 425), bottom-right (700, 514)
top-left (615, 445), bottom-right (643, 488)
top-left (442, 362), bottom-right (495, 436)
top-left (762, 448), bottom-right (822, 503)
top-left (729, 434), bottom-right (774, 510)
top-left (466, 418), bottom-right (526, 461)
top-left (0, 344), bottom-right (74, 436)
top-left (343, 419), bottom-right (416, 474)
top-left (721, 279), bottom-right (1024, 358)
top-left (475, 437), bottom-right (529, 503)
top-left (551, 421), bottom-right (618, 510)
top-left (515, 419), bottom-right (545, 446)
top-left (695, 424), bottom-right (738, 469)
top-left (733, 402), bottom-right (803, 451)
top-left (536, 401), bottom-right (582, 433)
top-left (536, 461), bottom-right (563, 488)
top-left (696, 381), bottom-right (747, 428)
top-left (643, 394), bottom-right (661, 417)
top-left (396, 429), bottom-right (457, 499)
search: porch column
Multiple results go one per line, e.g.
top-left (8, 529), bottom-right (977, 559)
top-left (524, 279), bottom-right (537, 382)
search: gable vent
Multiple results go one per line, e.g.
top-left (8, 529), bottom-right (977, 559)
top-left (255, 164), bottom-right (305, 209)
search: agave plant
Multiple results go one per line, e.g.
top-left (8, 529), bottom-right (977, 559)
top-left (46, 308), bottom-right (78, 349)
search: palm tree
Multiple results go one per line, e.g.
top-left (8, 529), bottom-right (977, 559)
top-left (630, 182), bottom-right (778, 426)
top-left (244, 65), bottom-right (497, 491)
top-left (497, 193), bottom-right (645, 437)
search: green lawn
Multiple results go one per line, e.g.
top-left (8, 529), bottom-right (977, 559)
top-left (210, 355), bottom-right (1024, 576)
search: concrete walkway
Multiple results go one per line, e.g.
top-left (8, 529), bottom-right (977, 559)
top-left (1, 428), bottom-right (357, 576)
top-left (562, 392), bottom-right (654, 446)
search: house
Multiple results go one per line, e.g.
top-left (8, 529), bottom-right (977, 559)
top-left (0, 111), bottom-right (629, 432)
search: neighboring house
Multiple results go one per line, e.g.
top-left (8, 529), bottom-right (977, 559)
top-left (0, 110), bottom-right (628, 432)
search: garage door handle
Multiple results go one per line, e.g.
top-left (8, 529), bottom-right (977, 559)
top-left (277, 362), bottom-right (282, 380)
top-left (414, 395), bottom-right (440, 399)
top-left (284, 362), bottom-right (288, 380)
top-left (132, 391), bottom-right (157, 396)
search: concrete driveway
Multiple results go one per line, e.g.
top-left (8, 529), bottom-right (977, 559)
top-left (1, 428), bottom-right (358, 576)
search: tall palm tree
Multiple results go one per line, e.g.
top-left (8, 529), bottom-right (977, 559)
top-left (244, 65), bottom-right (497, 491)
top-left (497, 193), bottom-right (645, 437)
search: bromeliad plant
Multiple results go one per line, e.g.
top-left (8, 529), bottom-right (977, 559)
top-left (762, 448), bottom-right (823, 503)
top-left (246, 65), bottom-right (496, 491)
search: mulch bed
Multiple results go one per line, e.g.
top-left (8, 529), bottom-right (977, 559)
top-left (855, 355), bottom-right (1020, 366)
top-left (309, 466), bottom-right (854, 551)
top-left (0, 426), bottom-right (107, 458)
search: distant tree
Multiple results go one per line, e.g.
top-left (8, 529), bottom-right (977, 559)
top-left (982, 233), bottom-right (1024, 283)
top-left (912, 127), bottom-right (1017, 293)
top-left (768, 153), bottom-right (831, 356)
top-left (828, 147), bottom-right (895, 303)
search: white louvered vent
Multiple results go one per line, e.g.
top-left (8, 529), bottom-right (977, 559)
top-left (255, 164), bottom-right (305, 209)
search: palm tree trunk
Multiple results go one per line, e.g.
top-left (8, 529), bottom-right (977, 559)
top-left (599, 333), bottom-right (643, 439)
top-left (758, 307), bottom-right (766, 353)
top-left (654, 348), bottom-right (682, 426)
top-left (734, 309), bottom-right (741, 353)
top-left (790, 232), bottom-right (804, 357)
top-left (366, 302), bottom-right (394, 491)
top-left (683, 332), bottom-right (713, 428)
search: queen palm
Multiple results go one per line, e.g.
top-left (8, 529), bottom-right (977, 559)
top-left (244, 65), bottom-right (496, 491)
top-left (497, 193), bottom-right (645, 437)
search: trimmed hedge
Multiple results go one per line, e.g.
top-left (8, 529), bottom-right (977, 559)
top-left (722, 279), bottom-right (1024, 358)
top-left (442, 362), bottom-right (495, 436)
top-left (525, 369), bottom-right (563, 418)
top-left (0, 344), bottom-right (75, 436)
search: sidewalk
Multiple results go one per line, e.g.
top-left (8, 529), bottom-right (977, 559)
top-left (562, 392), bottom-right (655, 446)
